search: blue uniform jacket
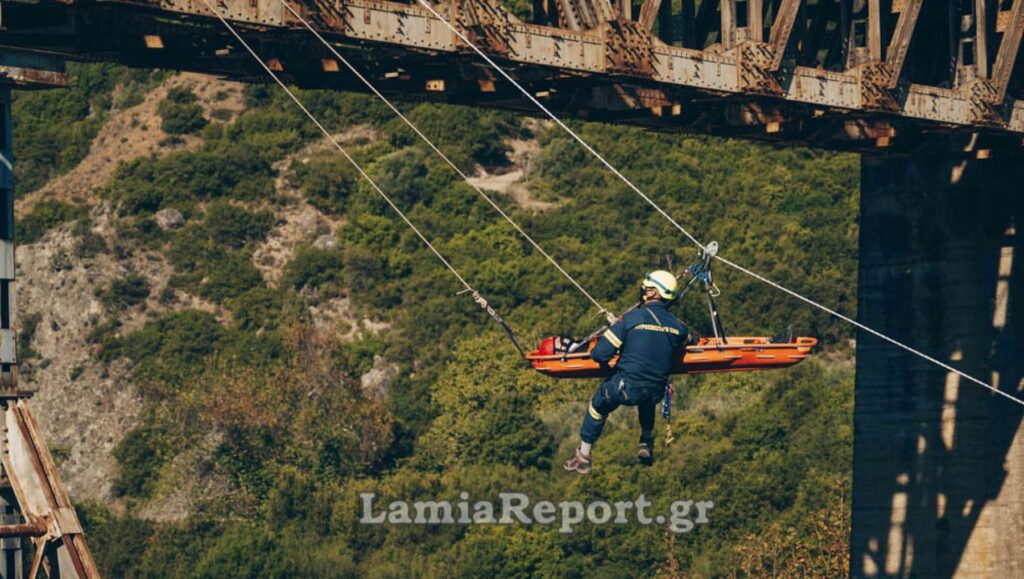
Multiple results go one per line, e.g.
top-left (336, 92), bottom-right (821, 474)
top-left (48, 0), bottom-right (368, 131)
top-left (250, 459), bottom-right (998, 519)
top-left (591, 301), bottom-right (687, 387)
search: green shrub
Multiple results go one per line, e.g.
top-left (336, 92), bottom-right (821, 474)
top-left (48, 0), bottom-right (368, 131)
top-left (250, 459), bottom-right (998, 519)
top-left (341, 245), bottom-right (396, 308)
top-left (77, 501), bottom-right (156, 578)
top-left (340, 213), bottom-right (400, 250)
top-left (198, 253), bottom-right (264, 303)
top-left (220, 330), bottom-right (286, 367)
top-left (158, 102), bottom-right (207, 135)
top-left (112, 423), bottom-right (174, 498)
top-left (370, 148), bottom-right (433, 207)
top-left (291, 156), bottom-right (359, 214)
top-left (165, 86), bottom-right (198, 105)
top-left (335, 335), bottom-right (385, 377)
top-left (157, 87), bottom-right (207, 135)
top-left (281, 246), bottom-right (344, 291)
top-left (192, 525), bottom-right (290, 579)
top-left (422, 332), bottom-right (555, 470)
top-left (242, 83), bottom-right (273, 108)
top-left (228, 287), bottom-right (288, 332)
top-left (115, 216), bottom-right (168, 250)
top-left (103, 274), bottom-right (151, 311)
top-left (86, 318), bottom-right (120, 346)
top-left (18, 201), bottom-right (87, 244)
top-left (75, 226), bottom-right (108, 258)
top-left (480, 395), bottom-right (553, 470)
top-left (105, 145), bottom-right (273, 215)
top-left (166, 224), bottom-right (224, 273)
top-left (385, 103), bottom-right (522, 169)
top-left (204, 201), bottom-right (274, 249)
top-left (50, 443), bottom-right (71, 464)
top-left (18, 312), bottom-right (42, 361)
top-left (218, 109), bottom-right (309, 162)
top-left (104, 310), bottom-right (226, 386)
top-left (164, 221), bottom-right (265, 303)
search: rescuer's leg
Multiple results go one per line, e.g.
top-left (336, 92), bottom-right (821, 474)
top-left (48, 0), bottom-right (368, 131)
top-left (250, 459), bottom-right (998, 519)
top-left (565, 376), bottom-right (625, 474)
top-left (637, 399), bottom-right (657, 466)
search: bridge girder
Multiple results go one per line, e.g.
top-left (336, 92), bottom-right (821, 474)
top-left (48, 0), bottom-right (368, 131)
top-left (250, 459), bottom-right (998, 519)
top-left (1, 0), bottom-right (1024, 153)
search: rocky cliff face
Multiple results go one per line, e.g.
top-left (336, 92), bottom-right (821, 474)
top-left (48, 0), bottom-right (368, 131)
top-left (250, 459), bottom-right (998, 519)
top-left (17, 220), bottom-right (144, 502)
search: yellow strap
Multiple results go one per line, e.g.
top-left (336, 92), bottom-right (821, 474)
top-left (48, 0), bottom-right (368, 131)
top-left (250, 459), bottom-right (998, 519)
top-left (588, 404), bottom-right (605, 421)
top-left (603, 329), bottom-right (622, 348)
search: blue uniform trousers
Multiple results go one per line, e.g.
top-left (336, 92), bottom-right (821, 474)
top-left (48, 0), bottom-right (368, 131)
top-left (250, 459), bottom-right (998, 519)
top-left (580, 373), bottom-right (665, 445)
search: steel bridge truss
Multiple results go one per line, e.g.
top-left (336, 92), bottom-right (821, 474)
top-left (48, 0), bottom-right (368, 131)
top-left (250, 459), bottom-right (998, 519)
top-left (1, 0), bottom-right (1024, 152)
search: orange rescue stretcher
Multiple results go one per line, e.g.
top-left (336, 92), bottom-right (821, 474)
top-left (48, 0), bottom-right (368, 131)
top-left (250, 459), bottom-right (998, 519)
top-left (502, 242), bottom-right (818, 379)
top-left (526, 335), bottom-right (818, 379)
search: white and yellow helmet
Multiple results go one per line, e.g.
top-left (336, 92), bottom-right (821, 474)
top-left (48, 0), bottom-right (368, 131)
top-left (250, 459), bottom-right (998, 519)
top-left (642, 270), bottom-right (678, 300)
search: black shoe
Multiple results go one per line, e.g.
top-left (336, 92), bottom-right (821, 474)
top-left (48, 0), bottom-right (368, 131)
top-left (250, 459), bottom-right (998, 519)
top-left (637, 442), bottom-right (654, 466)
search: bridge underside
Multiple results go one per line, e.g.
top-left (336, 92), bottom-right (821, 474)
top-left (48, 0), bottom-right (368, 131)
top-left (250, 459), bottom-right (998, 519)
top-left (2, 0), bottom-right (1024, 155)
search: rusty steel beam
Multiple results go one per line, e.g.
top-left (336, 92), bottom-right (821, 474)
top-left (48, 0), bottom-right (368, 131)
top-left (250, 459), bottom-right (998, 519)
top-left (884, 0), bottom-right (924, 88)
top-left (868, 0), bottom-right (883, 61)
top-left (0, 523), bottom-right (47, 538)
top-left (0, 50), bottom-right (65, 89)
top-left (1, 399), bottom-right (100, 579)
top-left (748, 0), bottom-right (764, 42)
top-left (976, 0), bottom-right (990, 78)
top-left (551, 0), bottom-right (614, 30)
top-left (767, 0), bottom-right (801, 70)
top-left (637, 0), bottom-right (661, 32)
top-left (992, 0), bottom-right (1024, 101)
top-left (0, 0), bottom-right (1022, 140)
top-left (616, 0), bottom-right (629, 20)
top-left (721, 0), bottom-right (736, 49)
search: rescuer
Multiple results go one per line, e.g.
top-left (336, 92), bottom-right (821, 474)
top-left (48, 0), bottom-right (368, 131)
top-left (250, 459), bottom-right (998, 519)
top-left (563, 270), bottom-right (687, 474)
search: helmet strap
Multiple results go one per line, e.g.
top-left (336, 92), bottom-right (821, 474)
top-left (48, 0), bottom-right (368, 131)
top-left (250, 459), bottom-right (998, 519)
top-left (641, 286), bottom-right (661, 302)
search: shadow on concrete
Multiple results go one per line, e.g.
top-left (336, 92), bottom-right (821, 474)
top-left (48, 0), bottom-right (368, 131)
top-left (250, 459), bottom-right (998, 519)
top-left (852, 147), bottom-right (1024, 577)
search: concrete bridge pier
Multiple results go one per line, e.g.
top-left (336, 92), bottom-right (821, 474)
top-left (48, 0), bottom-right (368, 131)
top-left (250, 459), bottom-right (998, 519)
top-left (853, 141), bottom-right (1024, 577)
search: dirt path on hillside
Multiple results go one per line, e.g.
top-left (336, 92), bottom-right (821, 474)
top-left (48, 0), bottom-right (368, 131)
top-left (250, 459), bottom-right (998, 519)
top-left (465, 133), bottom-right (562, 212)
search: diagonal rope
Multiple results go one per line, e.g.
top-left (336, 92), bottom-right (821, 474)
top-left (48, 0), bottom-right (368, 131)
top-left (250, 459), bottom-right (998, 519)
top-left (276, 0), bottom-right (615, 323)
top-left (415, 0), bottom-right (1024, 408)
top-left (198, 0), bottom-right (481, 308)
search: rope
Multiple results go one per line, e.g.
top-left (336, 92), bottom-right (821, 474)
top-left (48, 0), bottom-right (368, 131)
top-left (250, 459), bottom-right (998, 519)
top-left (199, 0), bottom-right (495, 323)
top-left (277, 0), bottom-right (616, 323)
top-left (415, 0), bottom-right (1024, 409)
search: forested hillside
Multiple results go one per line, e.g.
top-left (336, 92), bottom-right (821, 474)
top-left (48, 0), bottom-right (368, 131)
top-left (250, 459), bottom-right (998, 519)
top-left (13, 63), bottom-right (858, 576)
